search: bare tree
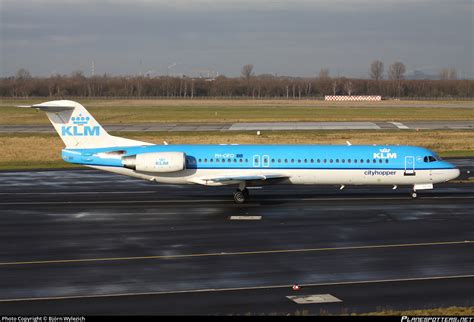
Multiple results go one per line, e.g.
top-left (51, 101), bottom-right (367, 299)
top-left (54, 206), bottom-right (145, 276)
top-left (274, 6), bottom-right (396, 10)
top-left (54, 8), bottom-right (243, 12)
top-left (388, 62), bottom-right (406, 80)
top-left (71, 70), bottom-right (86, 79)
top-left (241, 64), bottom-right (254, 80)
top-left (332, 79), bottom-right (338, 95)
top-left (305, 80), bottom-right (312, 96)
top-left (241, 64), bottom-right (254, 96)
top-left (344, 80), bottom-right (354, 96)
top-left (15, 68), bottom-right (31, 80)
top-left (389, 62), bottom-right (406, 97)
top-left (1, 71), bottom-right (473, 99)
top-left (370, 60), bottom-right (384, 81)
top-left (318, 68), bottom-right (330, 79)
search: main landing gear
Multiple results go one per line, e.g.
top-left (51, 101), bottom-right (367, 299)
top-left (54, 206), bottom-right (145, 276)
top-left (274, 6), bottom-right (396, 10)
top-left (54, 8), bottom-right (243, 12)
top-left (233, 187), bottom-right (249, 203)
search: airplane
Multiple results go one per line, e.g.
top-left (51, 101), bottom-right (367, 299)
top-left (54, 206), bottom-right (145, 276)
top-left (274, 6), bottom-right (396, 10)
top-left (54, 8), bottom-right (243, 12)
top-left (20, 100), bottom-right (460, 203)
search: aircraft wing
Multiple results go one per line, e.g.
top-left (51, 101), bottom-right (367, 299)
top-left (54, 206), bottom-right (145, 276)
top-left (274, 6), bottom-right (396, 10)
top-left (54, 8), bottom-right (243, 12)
top-left (191, 173), bottom-right (289, 186)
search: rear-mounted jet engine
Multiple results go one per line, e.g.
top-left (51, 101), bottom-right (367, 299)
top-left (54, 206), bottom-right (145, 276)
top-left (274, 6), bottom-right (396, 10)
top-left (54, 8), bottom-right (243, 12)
top-left (122, 152), bottom-right (186, 173)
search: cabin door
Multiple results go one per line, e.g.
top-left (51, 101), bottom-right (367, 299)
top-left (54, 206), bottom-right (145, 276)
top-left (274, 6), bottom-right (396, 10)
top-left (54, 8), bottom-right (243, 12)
top-left (404, 156), bottom-right (415, 176)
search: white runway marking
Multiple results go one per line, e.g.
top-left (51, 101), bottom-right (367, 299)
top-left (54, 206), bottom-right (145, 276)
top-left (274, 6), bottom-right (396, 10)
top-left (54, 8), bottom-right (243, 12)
top-left (230, 216), bottom-right (262, 220)
top-left (0, 274), bottom-right (473, 303)
top-left (287, 294), bottom-right (342, 304)
top-left (390, 122), bottom-right (410, 129)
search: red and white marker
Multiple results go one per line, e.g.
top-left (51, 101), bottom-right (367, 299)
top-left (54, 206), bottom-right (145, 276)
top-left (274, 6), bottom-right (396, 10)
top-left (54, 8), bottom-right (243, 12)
top-left (292, 284), bottom-right (301, 291)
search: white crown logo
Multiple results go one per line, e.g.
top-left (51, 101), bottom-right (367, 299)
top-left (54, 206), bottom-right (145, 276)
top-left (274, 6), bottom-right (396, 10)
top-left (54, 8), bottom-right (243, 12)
top-left (379, 148), bottom-right (390, 153)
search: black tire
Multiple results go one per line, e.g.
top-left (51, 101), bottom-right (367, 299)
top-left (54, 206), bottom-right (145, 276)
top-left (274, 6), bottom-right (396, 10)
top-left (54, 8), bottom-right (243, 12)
top-left (233, 190), bottom-right (246, 203)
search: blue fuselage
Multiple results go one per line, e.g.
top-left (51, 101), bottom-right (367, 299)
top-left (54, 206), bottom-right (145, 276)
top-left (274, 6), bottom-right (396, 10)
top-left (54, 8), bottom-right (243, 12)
top-left (62, 144), bottom-right (456, 171)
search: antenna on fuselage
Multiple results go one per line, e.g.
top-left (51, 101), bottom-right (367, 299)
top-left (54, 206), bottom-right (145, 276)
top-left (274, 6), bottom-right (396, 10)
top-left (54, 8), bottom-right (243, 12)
top-left (163, 141), bottom-right (169, 145)
top-left (346, 141), bottom-right (352, 146)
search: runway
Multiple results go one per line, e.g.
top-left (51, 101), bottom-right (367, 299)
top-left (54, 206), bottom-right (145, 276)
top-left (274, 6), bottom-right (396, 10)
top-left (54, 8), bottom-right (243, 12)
top-left (1, 120), bottom-right (473, 133)
top-left (0, 159), bottom-right (473, 315)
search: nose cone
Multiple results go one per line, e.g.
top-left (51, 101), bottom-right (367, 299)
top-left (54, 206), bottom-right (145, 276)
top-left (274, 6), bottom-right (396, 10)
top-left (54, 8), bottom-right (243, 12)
top-left (443, 161), bottom-right (460, 181)
top-left (448, 168), bottom-right (461, 181)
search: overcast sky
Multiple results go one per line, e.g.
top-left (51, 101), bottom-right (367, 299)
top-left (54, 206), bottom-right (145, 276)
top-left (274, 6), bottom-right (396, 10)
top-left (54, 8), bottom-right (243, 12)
top-left (1, 0), bottom-right (473, 78)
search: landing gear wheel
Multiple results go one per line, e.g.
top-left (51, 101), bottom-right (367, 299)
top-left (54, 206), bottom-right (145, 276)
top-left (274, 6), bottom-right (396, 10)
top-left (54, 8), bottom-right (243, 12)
top-left (233, 190), bottom-right (247, 204)
top-left (411, 192), bottom-right (418, 199)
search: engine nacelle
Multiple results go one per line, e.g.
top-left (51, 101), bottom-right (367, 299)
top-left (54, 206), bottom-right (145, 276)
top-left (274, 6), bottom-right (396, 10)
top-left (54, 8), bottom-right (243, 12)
top-left (122, 152), bottom-right (186, 173)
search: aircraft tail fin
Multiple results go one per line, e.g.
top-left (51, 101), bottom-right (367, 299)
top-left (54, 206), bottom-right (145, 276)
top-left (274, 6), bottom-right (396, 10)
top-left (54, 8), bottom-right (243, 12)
top-left (21, 100), bottom-right (151, 148)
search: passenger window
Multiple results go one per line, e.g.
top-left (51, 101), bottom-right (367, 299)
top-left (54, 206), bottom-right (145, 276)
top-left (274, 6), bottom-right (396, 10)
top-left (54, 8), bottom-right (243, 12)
top-left (291, 159), bottom-right (294, 163)
top-left (278, 159), bottom-right (281, 163)
top-left (310, 159), bottom-right (314, 163)
top-left (317, 159), bottom-right (321, 163)
top-left (342, 159), bottom-right (345, 163)
top-left (379, 159), bottom-right (383, 163)
top-left (424, 156), bottom-right (428, 162)
top-left (367, 159), bottom-right (370, 163)
top-left (336, 159), bottom-right (339, 163)
top-left (198, 159), bottom-right (202, 162)
top-left (385, 159), bottom-right (388, 163)
top-left (285, 159), bottom-right (288, 163)
top-left (429, 156), bottom-right (436, 162)
top-left (324, 159), bottom-right (327, 163)
top-left (348, 159), bottom-right (351, 163)
top-left (330, 159), bottom-right (333, 163)
top-left (204, 158), bottom-right (207, 162)
top-left (239, 159), bottom-right (243, 163)
top-left (222, 159), bottom-right (225, 163)
top-left (304, 159), bottom-right (307, 163)
top-left (373, 159), bottom-right (376, 163)
top-left (298, 159), bottom-right (301, 163)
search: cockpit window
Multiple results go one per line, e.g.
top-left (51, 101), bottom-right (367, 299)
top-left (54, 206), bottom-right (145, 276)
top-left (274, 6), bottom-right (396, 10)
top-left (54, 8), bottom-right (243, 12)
top-left (424, 156), bottom-right (437, 162)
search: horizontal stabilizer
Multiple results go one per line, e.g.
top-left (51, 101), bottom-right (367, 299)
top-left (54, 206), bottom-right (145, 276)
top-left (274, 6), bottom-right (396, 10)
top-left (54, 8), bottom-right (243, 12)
top-left (18, 103), bottom-right (75, 113)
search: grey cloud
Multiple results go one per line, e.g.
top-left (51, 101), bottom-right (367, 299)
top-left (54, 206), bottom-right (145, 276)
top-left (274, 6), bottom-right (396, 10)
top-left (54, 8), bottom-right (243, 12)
top-left (1, 0), bottom-right (472, 78)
